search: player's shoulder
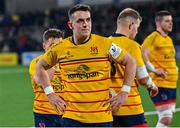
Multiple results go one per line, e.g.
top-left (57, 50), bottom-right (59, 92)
top-left (147, 31), bottom-right (159, 39)
top-left (30, 55), bottom-right (43, 66)
top-left (29, 55), bottom-right (43, 73)
top-left (124, 37), bottom-right (139, 45)
top-left (92, 34), bottom-right (111, 42)
top-left (120, 36), bottom-right (140, 48)
top-left (50, 40), bottom-right (64, 49)
top-left (167, 35), bottom-right (173, 41)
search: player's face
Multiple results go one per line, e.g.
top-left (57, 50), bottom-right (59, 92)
top-left (69, 11), bottom-right (92, 38)
top-left (129, 19), bottom-right (140, 39)
top-left (160, 15), bottom-right (173, 33)
top-left (43, 37), bottom-right (62, 51)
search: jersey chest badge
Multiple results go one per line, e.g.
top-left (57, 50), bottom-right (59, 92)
top-left (90, 45), bottom-right (99, 55)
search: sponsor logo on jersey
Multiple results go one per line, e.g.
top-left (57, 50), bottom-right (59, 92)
top-left (164, 51), bottom-right (175, 59)
top-left (68, 64), bottom-right (99, 80)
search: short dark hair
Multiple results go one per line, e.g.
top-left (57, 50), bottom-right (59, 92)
top-left (155, 10), bottom-right (171, 22)
top-left (43, 28), bottom-right (64, 42)
top-left (68, 4), bottom-right (91, 19)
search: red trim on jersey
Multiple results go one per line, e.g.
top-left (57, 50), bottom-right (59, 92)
top-left (111, 76), bottom-right (123, 79)
top-left (34, 91), bottom-right (44, 93)
top-left (63, 77), bottom-right (110, 83)
top-left (154, 99), bottom-right (176, 106)
top-left (128, 94), bottom-right (140, 97)
top-left (64, 99), bottom-right (108, 103)
top-left (132, 123), bottom-right (148, 127)
top-left (65, 109), bottom-right (110, 113)
top-left (61, 59), bottom-right (108, 66)
top-left (64, 88), bottom-right (109, 93)
top-left (34, 106), bottom-right (54, 113)
top-left (34, 99), bottom-right (49, 102)
top-left (122, 103), bottom-right (142, 107)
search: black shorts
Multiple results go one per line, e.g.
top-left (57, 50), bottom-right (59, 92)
top-left (149, 87), bottom-right (176, 106)
top-left (34, 112), bottom-right (62, 127)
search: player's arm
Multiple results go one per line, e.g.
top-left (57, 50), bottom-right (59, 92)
top-left (33, 65), bottom-right (55, 85)
top-left (118, 52), bottom-right (136, 88)
top-left (135, 46), bottom-right (158, 96)
top-left (36, 53), bottom-right (67, 113)
top-left (36, 58), bottom-right (52, 89)
top-left (142, 46), bottom-right (167, 77)
top-left (107, 43), bottom-right (136, 110)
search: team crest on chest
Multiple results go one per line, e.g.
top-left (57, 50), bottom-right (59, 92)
top-left (90, 45), bottom-right (99, 55)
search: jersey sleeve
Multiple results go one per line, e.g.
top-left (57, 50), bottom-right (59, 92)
top-left (131, 44), bottom-right (145, 67)
top-left (29, 58), bottom-right (37, 76)
top-left (142, 33), bottom-right (157, 51)
top-left (109, 42), bottom-right (127, 62)
top-left (43, 45), bottom-right (59, 67)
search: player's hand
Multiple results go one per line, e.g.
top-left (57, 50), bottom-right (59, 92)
top-left (105, 91), bottom-right (128, 111)
top-left (155, 68), bottom-right (168, 78)
top-left (148, 83), bottom-right (158, 97)
top-left (47, 92), bottom-right (67, 114)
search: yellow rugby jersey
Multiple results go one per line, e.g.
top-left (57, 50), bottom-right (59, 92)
top-left (43, 34), bottom-right (126, 123)
top-left (109, 33), bottom-right (144, 116)
top-left (142, 31), bottom-right (178, 88)
top-left (29, 55), bottom-right (64, 115)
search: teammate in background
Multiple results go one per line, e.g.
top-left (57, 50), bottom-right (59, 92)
top-left (109, 8), bottom-right (158, 127)
top-left (29, 28), bottom-right (64, 127)
top-left (36, 4), bottom-right (136, 127)
top-left (142, 10), bottom-right (178, 127)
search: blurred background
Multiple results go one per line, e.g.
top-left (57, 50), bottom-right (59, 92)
top-left (0, 0), bottom-right (179, 127)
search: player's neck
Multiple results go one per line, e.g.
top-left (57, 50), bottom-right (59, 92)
top-left (72, 35), bottom-right (91, 45)
top-left (156, 28), bottom-right (168, 37)
top-left (116, 28), bottom-right (129, 38)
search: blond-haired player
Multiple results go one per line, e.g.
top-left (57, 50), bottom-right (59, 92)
top-left (109, 8), bottom-right (158, 127)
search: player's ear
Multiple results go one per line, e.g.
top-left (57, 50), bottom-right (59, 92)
top-left (129, 22), bottom-right (134, 30)
top-left (42, 42), bottom-right (46, 50)
top-left (68, 21), bottom-right (73, 30)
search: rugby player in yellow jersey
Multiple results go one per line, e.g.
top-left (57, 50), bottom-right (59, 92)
top-left (142, 10), bottom-right (178, 127)
top-left (109, 8), bottom-right (158, 127)
top-left (29, 28), bottom-right (64, 127)
top-left (35, 4), bottom-right (136, 127)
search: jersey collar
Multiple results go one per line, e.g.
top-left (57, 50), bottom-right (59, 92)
top-left (111, 33), bottom-right (126, 37)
